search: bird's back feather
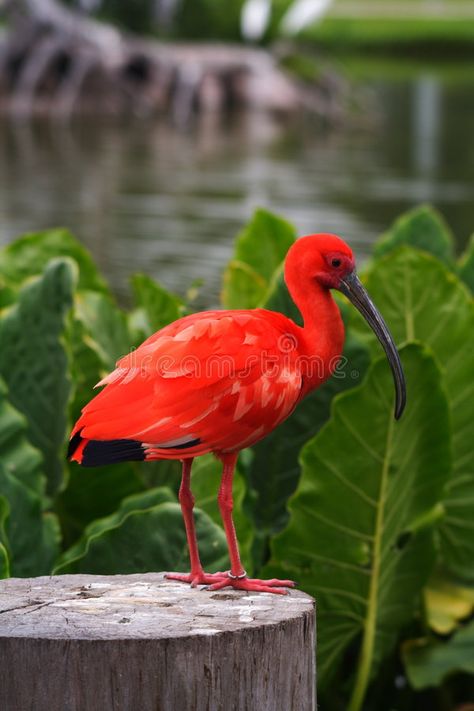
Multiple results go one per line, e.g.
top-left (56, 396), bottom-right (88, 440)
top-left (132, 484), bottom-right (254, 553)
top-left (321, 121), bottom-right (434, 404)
top-left (70, 309), bottom-right (304, 464)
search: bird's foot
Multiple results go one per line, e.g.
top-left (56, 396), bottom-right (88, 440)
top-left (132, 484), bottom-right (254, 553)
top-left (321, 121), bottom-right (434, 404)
top-left (206, 573), bottom-right (296, 595)
top-left (165, 570), bottom-right (227, 588)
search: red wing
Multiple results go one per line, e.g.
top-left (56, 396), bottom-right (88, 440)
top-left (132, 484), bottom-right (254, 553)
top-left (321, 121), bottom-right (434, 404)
top-left (72, 310), bottom-right (303, 457)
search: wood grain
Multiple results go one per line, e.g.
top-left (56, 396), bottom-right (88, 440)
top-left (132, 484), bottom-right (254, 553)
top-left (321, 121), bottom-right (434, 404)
top-left (0, 573), bottom-right (315, 711)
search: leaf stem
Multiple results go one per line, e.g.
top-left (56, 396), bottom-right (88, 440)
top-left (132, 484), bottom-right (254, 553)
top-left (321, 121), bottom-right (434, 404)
top-left (348, 415), bottom-right (395, 711)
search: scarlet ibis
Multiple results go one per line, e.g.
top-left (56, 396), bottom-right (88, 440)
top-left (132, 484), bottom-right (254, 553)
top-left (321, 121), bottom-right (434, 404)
top-left (69, 234), bottom-right (406, 594)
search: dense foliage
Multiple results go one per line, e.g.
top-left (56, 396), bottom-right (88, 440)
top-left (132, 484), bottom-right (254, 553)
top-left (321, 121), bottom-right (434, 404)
top-left (0, 205), bottom-right (473, 709)
top-left (62, 0), bottom-right (474, 48)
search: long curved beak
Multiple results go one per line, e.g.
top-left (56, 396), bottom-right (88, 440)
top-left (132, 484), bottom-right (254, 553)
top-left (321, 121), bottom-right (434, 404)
top-left (337, 271), bottom-right (406, 420)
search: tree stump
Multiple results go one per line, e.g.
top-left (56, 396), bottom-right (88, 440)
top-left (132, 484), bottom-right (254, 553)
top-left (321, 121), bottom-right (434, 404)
top-left (0, 572), bottom-right (316, 711)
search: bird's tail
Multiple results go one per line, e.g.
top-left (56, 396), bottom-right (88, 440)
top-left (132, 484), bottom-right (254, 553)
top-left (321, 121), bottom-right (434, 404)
top-left (67, 429), bottom-right (145, 467)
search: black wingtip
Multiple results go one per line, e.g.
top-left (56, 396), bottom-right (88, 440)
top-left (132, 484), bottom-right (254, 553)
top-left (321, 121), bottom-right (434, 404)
top-left (81, 438), bottom-right (146, 467)
top-left (68, 432), bottom-right (202, 467)
top-left (67, 431), bottom-right (83, 459)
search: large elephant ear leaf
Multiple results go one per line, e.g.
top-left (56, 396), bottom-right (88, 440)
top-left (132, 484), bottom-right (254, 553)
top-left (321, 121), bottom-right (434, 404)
top-left (55, 487), bottom-right (176, 573)
top-left (74, 291), bottom-right (132, 370)
top-left (222, 208), bottom-right (296, 309)
top-left (262, 267), bottom-right (301, 324)
top-left (349, 247), bottom-right (474, 582)
top-left (0, 376), bottom-right (60, 576)
top-left (264, 344), bottom-right (451, 707)
top-left (402, 619), bottom-right (474, 690)
top-left (457, 233), bottom-right (474, 292)
top-left (0, 228), bottom-right (108, 294)
top-left (0, 462), bottom-right (60, 577)
top-left (0, 542), bottom-right (8, 579)
top-left (374, 205), bottom-right (454, 263)
top-left (423, 572), bottom-right (474, 635)
top-left (0, 377), bottom-right (45, 496)
top-left (129, 274), bottom-right (185, 340)
top-left (0, 496), bottom-right (10, 578)
top-left (0, 259), bottom-right (77, 495)
top-left (58, 459), bottom-right (146, 547)
top-left (55, 499), bottom-right (228, 576)
top-left (65, 315), bottom-right (107, 423)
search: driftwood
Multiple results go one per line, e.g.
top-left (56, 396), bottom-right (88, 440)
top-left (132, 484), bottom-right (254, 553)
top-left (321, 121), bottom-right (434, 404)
top-left (0, 0), bottom-right (343, 121)
top-left (0, 572), bottom-right (316, 711)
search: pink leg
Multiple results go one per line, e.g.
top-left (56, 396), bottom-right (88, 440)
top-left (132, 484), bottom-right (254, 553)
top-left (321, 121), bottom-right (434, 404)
top-left (207, 453), bottom-right (296, 595)
top-left (166, 458), bottom-right (227, 587)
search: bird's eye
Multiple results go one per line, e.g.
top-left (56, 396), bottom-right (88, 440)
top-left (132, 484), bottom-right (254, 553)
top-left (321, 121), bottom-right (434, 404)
top-left (331, 258), bottom-right (342, 268)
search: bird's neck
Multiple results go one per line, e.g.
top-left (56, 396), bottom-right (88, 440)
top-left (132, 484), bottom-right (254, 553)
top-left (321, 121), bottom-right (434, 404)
top-left (290, 280), bottom-right (345, 394)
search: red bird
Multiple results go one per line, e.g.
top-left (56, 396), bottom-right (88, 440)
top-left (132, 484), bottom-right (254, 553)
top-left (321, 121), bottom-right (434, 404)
top-left (69, 234), bottom-right (405, 594)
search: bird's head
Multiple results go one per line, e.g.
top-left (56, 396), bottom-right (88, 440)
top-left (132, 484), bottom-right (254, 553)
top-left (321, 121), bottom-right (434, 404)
top-left (285, 233), bottom-right (355, 290)
top-left (285, 233), bottom-right (406, 419)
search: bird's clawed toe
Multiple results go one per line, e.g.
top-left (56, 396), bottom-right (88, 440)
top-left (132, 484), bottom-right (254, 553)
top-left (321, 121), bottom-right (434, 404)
top-left (165, 571), bottom-right (295, 594)
top-left (206, 574), bottom-right (295, 595)
top-left (165, 571), bottom-right (227, 586)
top-left (260, 577), bottom-right (296, 588)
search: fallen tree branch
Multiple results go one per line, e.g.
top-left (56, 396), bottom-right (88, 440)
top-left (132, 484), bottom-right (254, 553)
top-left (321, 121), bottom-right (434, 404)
top-left (0, 0), bottom-right (345, 121)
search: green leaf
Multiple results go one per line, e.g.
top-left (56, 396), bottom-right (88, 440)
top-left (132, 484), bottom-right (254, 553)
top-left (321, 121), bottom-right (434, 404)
top-left (190, 454), bottom-right (253, 571)
top-left (457, 233), bottom-right (474, 292)
top-left (0, 259), bottom-right (76, 495)
top-left (0, 377), bottom-right (45, 496)
top-left (263, 267), bottom-right (302, 325)
top-left (65, 315), bottom-right (108, 424)
top-left (136, 458), bottom-right (182, 493)
top-left (55, 487), bottom-right (176, 572)
top-left (374, 205), bottom-right (454, 263)
top-left (222, 208), bottom-right (296, 309)
top-left (265, 345), bottom-right (451, 707)
top-left (129, 274), bottom-right (184, 340)
top-left (0, 376), bottom-right (60, 575)
top-left (0, 279), bottom-right (16, 310)
top-left (0, 462), bottom-right (60, 576)
top-left (424, 572), bottom-right (474, 635)
top-left (57, 462), bottom-right (146, 547)
top-left (74, 291), bottom-right (132, 370)
top-left (0, 543), bottom-right (9, 579)
top-left (0, 228), bottom-right (108, 293)
top-left (349, 248), bottom-right (474, 582)
top-left (55, 494), bottom-right (228, 576)
top-left (0, 496), bottom-right (10, 578)
top-left (403, 620), bottom-right (474, 689)
top-left (0, 495), bottom-right (9, 547)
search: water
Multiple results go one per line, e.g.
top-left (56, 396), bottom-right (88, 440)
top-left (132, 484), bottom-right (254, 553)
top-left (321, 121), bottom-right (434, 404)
top-left (0, 63), bottom-right (473, 306)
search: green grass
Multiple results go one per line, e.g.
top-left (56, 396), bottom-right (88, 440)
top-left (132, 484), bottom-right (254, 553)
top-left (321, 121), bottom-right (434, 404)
top-left (300, 2), bottom-right (474, 52)
top-left (304, 18), bottom-right (474, 50)
top-left (335, 53), bottom-right (474, 83)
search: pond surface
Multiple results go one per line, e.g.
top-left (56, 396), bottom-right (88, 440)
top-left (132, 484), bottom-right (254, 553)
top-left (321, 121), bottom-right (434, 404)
top-left (0, 62), bottom-right (473, 306)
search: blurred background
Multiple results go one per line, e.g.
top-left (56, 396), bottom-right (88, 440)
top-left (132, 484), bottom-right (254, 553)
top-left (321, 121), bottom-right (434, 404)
top-left (0, 0), bottom-right (473, 305)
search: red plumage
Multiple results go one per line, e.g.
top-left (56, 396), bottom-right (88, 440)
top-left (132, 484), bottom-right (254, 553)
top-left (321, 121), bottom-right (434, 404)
top-left (71, 308), bottom-right (336, 461)
top-left (68, 233), bottom-right (405, 593)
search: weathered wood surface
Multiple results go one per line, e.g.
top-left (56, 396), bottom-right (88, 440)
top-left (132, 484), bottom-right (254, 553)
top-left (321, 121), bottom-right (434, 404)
top-left (0, 572), bottom-right (316, 711)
